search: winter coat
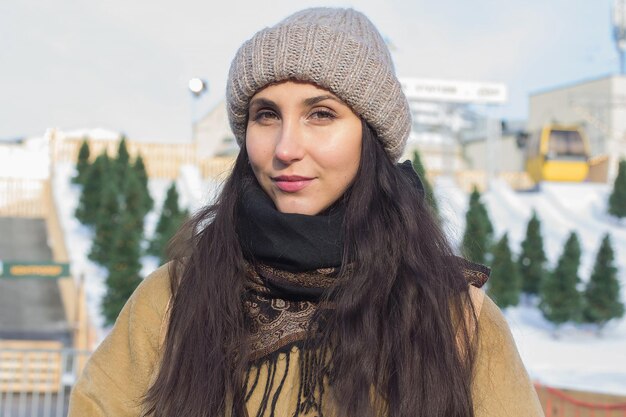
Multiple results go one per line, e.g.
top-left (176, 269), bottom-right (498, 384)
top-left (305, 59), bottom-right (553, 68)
top-left (67, 263), bottom-right (545, 417)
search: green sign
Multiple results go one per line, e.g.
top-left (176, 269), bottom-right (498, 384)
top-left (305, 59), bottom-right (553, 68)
top-left (0, 261), bottom-right (70, 278)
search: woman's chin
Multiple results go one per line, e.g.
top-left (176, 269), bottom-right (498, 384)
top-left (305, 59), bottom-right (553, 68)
top-left (274, 198), bottom-right (323, 216)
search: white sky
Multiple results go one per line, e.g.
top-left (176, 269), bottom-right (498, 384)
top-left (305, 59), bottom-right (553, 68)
top-left (0, 0), bottom-right (617, 142)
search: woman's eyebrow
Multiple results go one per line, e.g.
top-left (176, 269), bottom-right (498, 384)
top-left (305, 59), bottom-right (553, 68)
top-left (249, 98), bottom-right (277, 109)
top-left (303, 95), bottom-right (341, 106)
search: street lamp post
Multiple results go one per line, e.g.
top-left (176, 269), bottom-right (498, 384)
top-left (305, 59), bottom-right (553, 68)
top-left (188, 78), bottom-right (208, 142)
top-left (613, 0), bottom-right (626, 74)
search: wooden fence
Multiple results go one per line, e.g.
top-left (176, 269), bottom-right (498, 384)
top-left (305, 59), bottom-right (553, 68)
top-left (0, 178), bottom-right (47, 218)
top-left (52, 137), bottom-right (200, 180)
top-left (0, 341), bottom-right (63, 393)
top-left (453, 170), bottom-right (535, 193)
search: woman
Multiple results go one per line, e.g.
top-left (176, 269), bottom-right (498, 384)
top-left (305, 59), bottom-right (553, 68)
top-left (68, 7), bottom-right (544, 417)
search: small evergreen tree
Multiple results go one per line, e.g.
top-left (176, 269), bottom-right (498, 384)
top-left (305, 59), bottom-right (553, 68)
top-left (88, 179), bottom-right (121, 267)
top-left (133, 155), bottom-right (153, 217)
top-left (114, 136), bottom-right (132, 191)
top-left (149, 183), bottom-right (187, 264)
top-left (462, 186), bottom-right (493, 265)
top-left (116, 136), bottom-right (130, 170)
top-left (583, 234), bottom-right (625, 328)
top-left (101, 210), bottom-right (143, 325)
top-left (487, 233), bottom-right (522, 308)
top-left (540, 232), bottom-right (583, 325)
top-left (608, 159), bottom-right (626, 218)
top-left (518, 211), bottom-right (547, 295)
top-left (411, 150), bottom-right (438, 215)
top-left (72, 138), bottom-right (91, 185)
top-left (75, 152), bottom-right (110, 226)
top-left (123, 169), bottom-right (147, 231)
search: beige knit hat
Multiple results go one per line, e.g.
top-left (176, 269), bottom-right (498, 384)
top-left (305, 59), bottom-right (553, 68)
top-left (226, 7), bottom-right (411, 161)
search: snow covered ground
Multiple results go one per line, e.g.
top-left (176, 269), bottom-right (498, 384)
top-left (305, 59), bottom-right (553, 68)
top-left (436, 176), bottom-right (626, 396)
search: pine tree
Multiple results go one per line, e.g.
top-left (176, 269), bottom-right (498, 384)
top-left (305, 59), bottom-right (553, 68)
top-left (518, 211), bottom-right (547, 295)
top-left (133, 154), bottom-right (153, 217)
top-left (149, 183), bottom-right (187, 264)
top-left (122, 169), bottom-right (146, 231)
top-left (608, 159), bottom-right (626, 218)
top-left (101, 210), bottom-right (143, 325)
top-left (115, 136), bottom-right (132, 191)
top-left (487, 233), bottom-right (522, 308)
top-left (583, 234), bottom-right (625, 328)
top-left (75, 152), bottom-right (110, 226)
top-left (88, 179), bottom-right (121, 267)
top-left (462, 186), bottom-right (493, 265)
top-left (116, 136), bottom-right (130, 171)
top-left (72, 138), bottom-right (91, 185)
top-left (411, 150), bottom-right (438, 215)
top-left (540, 232), bottom-right (583, 325)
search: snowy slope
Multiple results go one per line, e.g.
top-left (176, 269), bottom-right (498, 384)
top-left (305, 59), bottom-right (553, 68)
top-left (52, 162), bottom-right (222, 339)
top-left (436, 176), bottom-right (626, 396)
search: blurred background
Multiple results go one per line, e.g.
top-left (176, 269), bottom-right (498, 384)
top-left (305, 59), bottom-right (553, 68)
top-left (1, 0), bottom-right (626, 416)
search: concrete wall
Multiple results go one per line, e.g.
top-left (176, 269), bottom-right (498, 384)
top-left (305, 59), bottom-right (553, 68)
top-left (195, 101), bottom-right (238, 159)
top-left (462, 135), bottom-right (525, 172)
top-left (528, 76), bottom-right (611, 158)
top-left (609, 77), bottom-right (626, 177)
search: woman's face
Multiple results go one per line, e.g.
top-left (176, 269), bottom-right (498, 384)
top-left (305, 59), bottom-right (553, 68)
top-left (246, 81), bottom-right (362, 215)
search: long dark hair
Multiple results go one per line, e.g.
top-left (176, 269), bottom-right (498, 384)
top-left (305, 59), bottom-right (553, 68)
top-left (143, 121), bottom-right (478, 417)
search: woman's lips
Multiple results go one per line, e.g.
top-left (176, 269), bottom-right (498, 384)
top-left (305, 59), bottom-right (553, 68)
top-left (272, 175), bottom-right (314, 192)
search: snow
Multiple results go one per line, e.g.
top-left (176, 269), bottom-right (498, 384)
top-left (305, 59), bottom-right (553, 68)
top-left (436, 176), bottom-right (626, 396)
top-left (0, 136), bottom-right (49, 179)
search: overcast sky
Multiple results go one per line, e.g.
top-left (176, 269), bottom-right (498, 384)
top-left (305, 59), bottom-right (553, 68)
top-left (0, 0), bottom-right (617, 141)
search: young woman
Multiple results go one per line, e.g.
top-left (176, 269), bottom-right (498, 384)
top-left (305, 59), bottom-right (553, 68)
top-left (68, 7), bottom-right (544, 417)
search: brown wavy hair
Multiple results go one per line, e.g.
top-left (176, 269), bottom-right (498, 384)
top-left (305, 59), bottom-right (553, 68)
top-left (143, 121), bottom-right (478, 417)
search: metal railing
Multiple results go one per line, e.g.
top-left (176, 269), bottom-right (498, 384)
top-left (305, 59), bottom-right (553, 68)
top-left (0, 347), bottom-right (90, 417)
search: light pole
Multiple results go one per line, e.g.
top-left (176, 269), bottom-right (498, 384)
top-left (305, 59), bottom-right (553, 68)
top-left (188, 78), bottom-right (208, 142)
top-left (613, 0), bottom-right (626, 74)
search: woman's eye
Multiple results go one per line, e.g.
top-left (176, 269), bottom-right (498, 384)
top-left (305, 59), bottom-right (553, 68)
top-left (254, 110), bottom-right (278, 122)
top-left (310, 109), bottom-right (337, 120)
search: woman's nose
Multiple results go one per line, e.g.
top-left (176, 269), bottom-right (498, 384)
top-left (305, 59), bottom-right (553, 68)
top-left (274, 119), bottom-right (305, 164)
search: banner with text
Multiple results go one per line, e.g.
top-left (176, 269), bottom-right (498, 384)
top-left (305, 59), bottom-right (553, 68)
top-left (0, 261), bottom-right (70, 278)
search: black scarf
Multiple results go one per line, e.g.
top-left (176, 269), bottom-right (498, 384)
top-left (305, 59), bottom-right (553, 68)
top-left (236, 179), bottom-right (345, 274)
top-left (236, 160), bottom-right (423, 274)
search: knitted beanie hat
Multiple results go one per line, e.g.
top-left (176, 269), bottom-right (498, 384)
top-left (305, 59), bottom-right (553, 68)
top-left (226, 7), bottom-right (411, 161)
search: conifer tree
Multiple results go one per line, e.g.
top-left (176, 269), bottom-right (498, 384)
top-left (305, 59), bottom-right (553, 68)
top-left (411, 150), bottom-right (438, 215)
top-left (540, 232), bottom-right (583, 325)
top-left (72, 138), bottom-right (91, 185)
top-left (116, 136), bottom-right (130, 171)
top-left (133, 154), bottom-right (153, 217)
top-left (583, 234), bottom-right (624, 328)
top-left (462, 186), bottom-right (493, 265)
top-left (518, 211), bottom-right (547, 295)
top-left (122, 169), bottom-right (147, 232)
top-left (608, 159), bottom-right (626, 218)
top-left (101, 210), bottom-right (143, 325)
top-left (487, 233), bottom-right (522, 308)
top-left (88, 178), bottom-right (121, 266)
top-left (114, 136), bottom-right (132, 191)
top-left (149, 183), bottom-right (188, 264)
top-left (75, 152), bottom-right (110, 226)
